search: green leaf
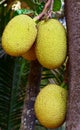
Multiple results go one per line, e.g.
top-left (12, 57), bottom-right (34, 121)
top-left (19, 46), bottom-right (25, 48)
top-left (53, 0), bottom-right (62, 12)
top-left (0, 57), bottom-right (15, 130)
top-left (0, 57), bottom-right (29, 130)
top-left (36, 2), bottom-right (45, 14)
top-left (7, 57), bottom-right (29, 130)
top-left (13, 9), bottom-right (34, 16)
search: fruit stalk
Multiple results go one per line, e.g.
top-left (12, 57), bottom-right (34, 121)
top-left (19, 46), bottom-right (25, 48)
top-left (20, 60), bottom-right (42, 130)
top-left (34, 0), bottom-right (54, 21)
top-left (47, 0), bottom-right (54, 18)
top-left (65, 0), bottom-right (80, 130)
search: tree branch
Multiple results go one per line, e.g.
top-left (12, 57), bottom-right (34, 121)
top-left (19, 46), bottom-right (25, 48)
top-left (65, 0), bottom-right (80, 130)
top-left (20, 60), bottom-right (42, 130)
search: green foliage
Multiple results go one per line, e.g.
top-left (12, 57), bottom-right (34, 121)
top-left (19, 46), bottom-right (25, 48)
top-left (0, 57), bottom-right (30, 130)
top-left (0, 5), bottom-right (5, 36)
top-left (53, 0), bottom-right (62, 11)
top-left (0, 57), bottom-right (15, 130)
top-left (7, 58), bottom-right (28, 130)
top-left (36, 2), bottom-right (45, 14)
top-left (14, 9), bottom-right (34, 16)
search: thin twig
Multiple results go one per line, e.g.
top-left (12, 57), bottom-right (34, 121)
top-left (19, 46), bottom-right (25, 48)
top-left (34, 0), bottom-right (53, 21)
top-left (20, 60), bottom-right (42, 130)
top-left (47, 0), bottom-right (54, 18)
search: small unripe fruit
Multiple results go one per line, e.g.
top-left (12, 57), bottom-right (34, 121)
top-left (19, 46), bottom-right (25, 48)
top-left (22, 44), bottom-right (36, 61)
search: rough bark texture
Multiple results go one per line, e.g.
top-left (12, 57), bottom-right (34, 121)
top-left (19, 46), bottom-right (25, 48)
top-left (20, 60), bottom-right (42, 130)
top-left (65, 1), bottom-right (80, 130)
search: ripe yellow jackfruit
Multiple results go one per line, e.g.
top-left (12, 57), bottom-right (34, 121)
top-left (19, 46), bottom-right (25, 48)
top-left (2, 14), bottom-right (37, 56)
top-left (35, 19), bottom-right (67, 69)
top-left (22, 44), bottom-right (36, 61)
top-left (34, 84), bottom-right (67, 128)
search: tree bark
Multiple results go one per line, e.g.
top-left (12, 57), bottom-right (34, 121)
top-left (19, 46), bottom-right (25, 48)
top-left (20, 60), bottom-right (42, 130)
top-left (65, 1), bottom-right (80, 130)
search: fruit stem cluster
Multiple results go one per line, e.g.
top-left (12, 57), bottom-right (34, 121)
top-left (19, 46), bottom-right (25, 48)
top-left (34, 0), bottom-right (54, 21)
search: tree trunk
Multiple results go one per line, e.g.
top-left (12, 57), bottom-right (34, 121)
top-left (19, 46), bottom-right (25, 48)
top-left (65, 1), bottom-right (80, 130)
top-left (20, 60), bottom-right (42, 130)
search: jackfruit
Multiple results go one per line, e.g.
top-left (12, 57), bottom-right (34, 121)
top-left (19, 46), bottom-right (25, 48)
top-left (22, 43), bottom-right (36, 61)
top-left (35, 19), bottom-right (67, 69)
top-left (2, 14), bottom-right (37, 56)
top-left (34, 84), bottom-right (68, 128)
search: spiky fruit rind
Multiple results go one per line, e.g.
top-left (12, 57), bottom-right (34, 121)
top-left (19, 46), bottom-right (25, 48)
top-left (35, 19), bottom-right (67, 69)
top-left (2, 14), bottom-right (37, 56)
top-left (34, 84), bottom-right (67, 128)
top-left (22, 44), bottom-right (36, 61)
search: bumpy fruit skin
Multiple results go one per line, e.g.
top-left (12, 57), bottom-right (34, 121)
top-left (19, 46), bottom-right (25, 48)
top-left (2, 14), bottom-right (37, 56)
top-left (22, 44), bottom-right (36, 61)
top-left (35, 19), bottom-right (67, 69)
top-left (34, 84), bottom-right (67, 128)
